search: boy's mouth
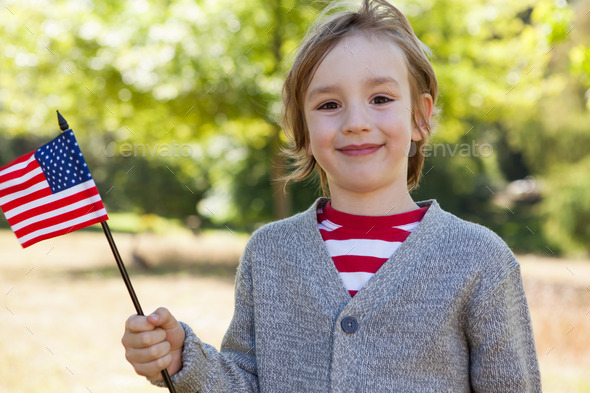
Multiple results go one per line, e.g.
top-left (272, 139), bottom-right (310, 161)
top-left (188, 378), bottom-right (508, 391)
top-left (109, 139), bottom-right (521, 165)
top-left (337, 143), bottom-right (383, 156)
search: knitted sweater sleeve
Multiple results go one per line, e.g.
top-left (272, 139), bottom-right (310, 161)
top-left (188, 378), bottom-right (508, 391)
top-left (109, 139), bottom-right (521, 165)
top-left (150, 246), bottom-right (259, 393)
top-left (466, 261), bottom-right (542, 392)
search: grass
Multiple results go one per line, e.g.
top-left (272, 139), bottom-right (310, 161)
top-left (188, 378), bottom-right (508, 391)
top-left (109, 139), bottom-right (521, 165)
top-left (1, 230), bottom-right (589, 392)
top-left (518, 254), bottom-right (590, 392)
top-left (105, 212), bottom-right (194, 236)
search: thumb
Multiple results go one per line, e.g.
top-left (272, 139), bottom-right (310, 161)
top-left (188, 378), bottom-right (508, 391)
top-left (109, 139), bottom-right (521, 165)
top-left (147, 307), bottom-right (179, 330)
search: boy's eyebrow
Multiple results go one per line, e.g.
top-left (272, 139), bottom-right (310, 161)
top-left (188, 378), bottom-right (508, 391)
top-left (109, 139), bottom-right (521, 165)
top-left (306, 85), bottom-right (338, 100)
top-left (366, 76), bottom-right (401, 89)
top-left (306, 76), bottom-right (401, 100)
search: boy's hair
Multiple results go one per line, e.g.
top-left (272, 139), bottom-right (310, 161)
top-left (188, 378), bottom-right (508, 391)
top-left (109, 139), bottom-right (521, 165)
top-left (280, 0), bottom-right (440, 195)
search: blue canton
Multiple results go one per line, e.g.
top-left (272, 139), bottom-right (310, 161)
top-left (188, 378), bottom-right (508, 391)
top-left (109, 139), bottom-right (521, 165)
top-left (35, 130), bottom-right (93, 194)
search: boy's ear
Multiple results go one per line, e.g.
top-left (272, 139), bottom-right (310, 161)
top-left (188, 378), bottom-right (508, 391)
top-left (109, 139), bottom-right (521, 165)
top-left (411, 93), bottom-right (434, 141)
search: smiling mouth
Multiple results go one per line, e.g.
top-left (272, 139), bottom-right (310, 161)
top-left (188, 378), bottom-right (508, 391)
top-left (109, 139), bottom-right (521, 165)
top-left (337, 143), bottom-right (383, 156)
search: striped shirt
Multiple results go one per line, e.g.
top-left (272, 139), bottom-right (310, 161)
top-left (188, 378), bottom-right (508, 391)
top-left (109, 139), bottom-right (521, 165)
top-left (317, 201), bottom-right (429, 297)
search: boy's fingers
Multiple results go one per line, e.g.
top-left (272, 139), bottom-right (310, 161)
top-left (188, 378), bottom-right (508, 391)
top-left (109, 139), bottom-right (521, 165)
top-left (125, 340), bottom-right (171, 364)
top-left (122, 328), bottom-right (167, 349)
top-left (132, 354), bottom-right (173, 381)
top-left (125, 314), bottom-right (155, 333)
top-left (147, 307), bottom-right (179, 330)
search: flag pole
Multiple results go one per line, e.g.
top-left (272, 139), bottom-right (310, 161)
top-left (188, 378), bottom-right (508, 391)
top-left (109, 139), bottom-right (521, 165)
top-left (57, 111), bottom-right (177, 393)
top-left (100, 221), bottom-right (177, 392)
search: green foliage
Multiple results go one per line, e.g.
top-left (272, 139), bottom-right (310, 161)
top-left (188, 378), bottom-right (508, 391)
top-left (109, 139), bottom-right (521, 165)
top-left (406, 0), bottom-right (570, 225)
top-left (570, 44), bottom-right (590, 89)
top-left (540, 156), bottom-right (590, 255)
top-left (107, 212), bottom-right (191, 235)
top-left (1, 0), bottom-right (589, 255)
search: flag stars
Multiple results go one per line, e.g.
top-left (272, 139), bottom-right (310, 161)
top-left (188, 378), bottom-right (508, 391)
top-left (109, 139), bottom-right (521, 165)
top-left (36, 130), bottom-right (93, 193)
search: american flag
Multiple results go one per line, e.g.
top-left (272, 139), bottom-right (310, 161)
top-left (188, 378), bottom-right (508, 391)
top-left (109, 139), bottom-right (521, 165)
top-left (0, 129), bottom-right (108, 248)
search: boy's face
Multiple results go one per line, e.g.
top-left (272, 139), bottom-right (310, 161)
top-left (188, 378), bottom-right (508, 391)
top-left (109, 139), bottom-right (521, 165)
top-left (303, 33), bottom-right (431, 198)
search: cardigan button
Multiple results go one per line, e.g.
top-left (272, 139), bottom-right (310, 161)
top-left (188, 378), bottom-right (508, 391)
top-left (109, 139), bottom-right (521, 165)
top-left (341, 316), bottom-right (358, 334)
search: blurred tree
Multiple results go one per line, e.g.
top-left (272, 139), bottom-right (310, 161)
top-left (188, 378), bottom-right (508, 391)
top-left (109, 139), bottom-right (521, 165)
top-left (500, 0), bottom-right (590, 255)
top-left (409, 0), bottom-right (571, 208)
top-left (405, 0), bottom-right (587, 256)
top-left (1, 0), bottom-right (588, 253)
top-left (0, 0), bottom-right (319, 228)
top-left (541, 155), bottom-right (590, 255)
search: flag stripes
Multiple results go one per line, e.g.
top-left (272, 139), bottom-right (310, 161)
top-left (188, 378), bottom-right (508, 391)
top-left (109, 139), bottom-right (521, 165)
top-left (0, 130), bottom-right (108, 248)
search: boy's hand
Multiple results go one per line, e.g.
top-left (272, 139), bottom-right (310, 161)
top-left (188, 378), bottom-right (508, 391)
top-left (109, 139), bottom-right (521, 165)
top-left (122, 307), bottom-right (185, 381)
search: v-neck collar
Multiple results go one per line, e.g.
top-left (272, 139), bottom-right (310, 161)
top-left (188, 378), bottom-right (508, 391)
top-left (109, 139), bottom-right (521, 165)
top-left (295, 197), bottom-right (443, 316)
top-left (319, 200), bottom-right (430, 234)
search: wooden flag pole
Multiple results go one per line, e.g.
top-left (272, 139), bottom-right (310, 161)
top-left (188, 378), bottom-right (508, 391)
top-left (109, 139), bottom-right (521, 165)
top-left (57, 111), bottom-right (177, 393)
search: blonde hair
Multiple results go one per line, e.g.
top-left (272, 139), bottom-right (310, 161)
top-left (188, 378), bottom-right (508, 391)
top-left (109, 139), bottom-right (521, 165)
top-left (280, 0), bottom-right (440, 195)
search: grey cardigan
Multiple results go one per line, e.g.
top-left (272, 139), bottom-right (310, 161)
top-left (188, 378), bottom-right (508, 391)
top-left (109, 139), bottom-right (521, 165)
top-left (155, 198), bottom-right (541, 392)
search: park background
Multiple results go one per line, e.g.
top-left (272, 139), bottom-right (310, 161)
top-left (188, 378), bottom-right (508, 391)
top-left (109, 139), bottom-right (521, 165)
top-left (1, 0), bottom-right (589, 391)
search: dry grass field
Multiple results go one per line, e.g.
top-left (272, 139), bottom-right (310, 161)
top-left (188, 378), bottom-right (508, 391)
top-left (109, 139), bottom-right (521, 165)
top-left (1, 228), bottom-right (589, 392)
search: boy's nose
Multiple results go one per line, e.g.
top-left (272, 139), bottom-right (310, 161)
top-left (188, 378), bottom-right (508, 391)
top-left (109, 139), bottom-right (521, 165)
top-left (342, 103), bottom-right (371, 134)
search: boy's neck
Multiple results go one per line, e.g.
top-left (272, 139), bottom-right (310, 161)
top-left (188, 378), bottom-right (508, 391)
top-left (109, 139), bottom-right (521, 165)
top-left (328, 182), bottom-right (420, 217)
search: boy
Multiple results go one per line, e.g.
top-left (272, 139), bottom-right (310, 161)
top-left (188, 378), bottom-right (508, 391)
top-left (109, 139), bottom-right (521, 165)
top-left (122, 1), bottom-right (542, 391)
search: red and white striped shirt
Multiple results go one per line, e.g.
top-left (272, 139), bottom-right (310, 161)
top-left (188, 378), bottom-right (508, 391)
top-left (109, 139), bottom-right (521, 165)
top-left (317, 201), bottom-right (429, 297)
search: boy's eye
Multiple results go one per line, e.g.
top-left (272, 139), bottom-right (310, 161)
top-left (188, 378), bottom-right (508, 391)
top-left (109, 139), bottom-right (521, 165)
top-left (372, 95), bottom-right (392, 104)
top-left (318, 101), bottom-right (339, 110)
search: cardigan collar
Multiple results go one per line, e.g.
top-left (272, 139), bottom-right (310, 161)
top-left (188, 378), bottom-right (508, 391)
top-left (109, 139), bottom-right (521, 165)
top-left (294, 198), bottom-right (445, 317)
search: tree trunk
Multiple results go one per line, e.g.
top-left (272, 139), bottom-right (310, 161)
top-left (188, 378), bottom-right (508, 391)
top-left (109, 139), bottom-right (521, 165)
top-left (269, 0), bottom-right (291, 219)
top-left (270, 125), bottom-right (291, 219)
